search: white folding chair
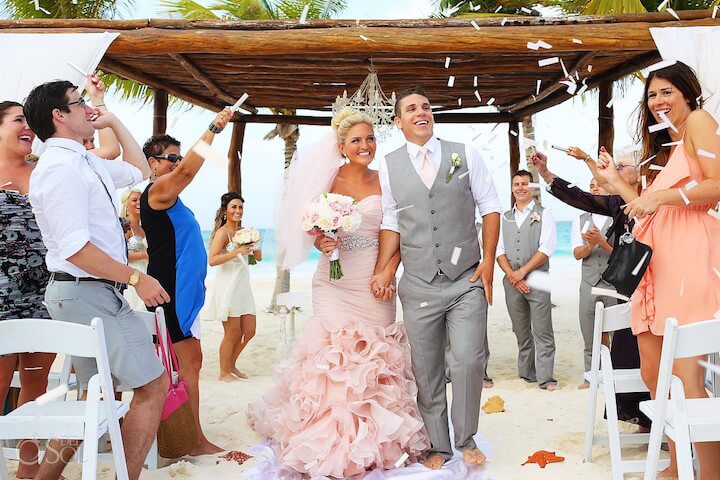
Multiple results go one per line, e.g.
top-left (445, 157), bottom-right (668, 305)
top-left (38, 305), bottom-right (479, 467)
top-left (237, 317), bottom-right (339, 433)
top-left (0, 318), bottom-right (129, 480)
top-left (275, 292), bottom-right (309, 355)
top-left (583, 302), bottom-right (669, 478)
top-left (641, 317), bottom-right (720, 480)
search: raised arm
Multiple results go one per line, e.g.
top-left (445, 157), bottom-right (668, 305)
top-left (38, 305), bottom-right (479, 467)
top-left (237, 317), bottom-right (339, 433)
top-left (85, 74), bottom-right (120, 160)
top-left (619, 110), bottom-right (720, 220)
top-left (532, 150), bottom-right (622, 217)
top-left (149, 108), bottom-right (232, 210)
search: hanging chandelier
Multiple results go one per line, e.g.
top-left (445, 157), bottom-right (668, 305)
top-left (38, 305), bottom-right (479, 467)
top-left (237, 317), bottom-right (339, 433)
top-left (332, 65), bottom-right (396, 139)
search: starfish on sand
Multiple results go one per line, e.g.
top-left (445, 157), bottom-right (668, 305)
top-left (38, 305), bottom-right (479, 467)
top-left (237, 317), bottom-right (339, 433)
top-left (521, 450), bottom-right (565, 468)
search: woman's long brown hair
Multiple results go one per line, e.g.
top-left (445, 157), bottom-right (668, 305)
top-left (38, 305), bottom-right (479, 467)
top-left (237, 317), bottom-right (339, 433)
top-left (634, 61), bottom-right (703, 184)
top-left (211, 191), bottom-right (244, 238)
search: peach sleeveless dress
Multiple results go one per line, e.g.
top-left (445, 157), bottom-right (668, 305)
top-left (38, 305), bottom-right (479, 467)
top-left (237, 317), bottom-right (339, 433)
top-left (247, 196), bottom-right (429, 478)
top-left (631, 144), bottom-right (720, 335)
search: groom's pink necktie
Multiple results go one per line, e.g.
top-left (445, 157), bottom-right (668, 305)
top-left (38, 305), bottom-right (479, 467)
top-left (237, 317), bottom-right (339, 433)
top-left (419, 147), bottom-right (436, 189)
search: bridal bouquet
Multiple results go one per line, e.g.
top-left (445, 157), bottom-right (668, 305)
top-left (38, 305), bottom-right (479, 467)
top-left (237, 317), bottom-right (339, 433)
top-left (233, 227), bottom-right (261, 265)
top-left (301, 193), bottom-right (362, 280)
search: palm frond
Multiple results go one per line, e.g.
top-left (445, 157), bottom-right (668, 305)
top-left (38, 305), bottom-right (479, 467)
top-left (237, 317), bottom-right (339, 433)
top-left (159, 0), bottom-right (221, 19)
top-left (581, 0), bottom-right (647, 14)
top-left (272, 0), bottom-right (348, 19)
top-left (0, 0), bottom-right (134, 19)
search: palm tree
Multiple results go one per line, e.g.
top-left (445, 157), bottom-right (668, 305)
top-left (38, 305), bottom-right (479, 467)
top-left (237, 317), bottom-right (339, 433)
top-left (161, 0), bottom-right (348, 312)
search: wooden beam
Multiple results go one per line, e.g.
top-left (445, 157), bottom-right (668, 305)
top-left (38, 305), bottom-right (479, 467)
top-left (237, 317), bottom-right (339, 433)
top-left (509, 120), bottom-right (521, 206)
top-left (100, 58), bottom-right (222, 113)
top-left (153, 89), bottom-right (168, 135)
top-left (9, 17), bottom-right (707, 56)
top-left (168, 53), bottom-right (257, 114)
top-left (598, 80), bottom-right (614, 153)
top-left (228, 122), bottom-right (245, 194)
top-left (0, 10), bottom-right (713, 30)
top-left (230, 112), bottom-right (516, 125)
top-left (515, 50), bottom-right (661, 118)
top-left (506, 51), bottom-right (597, 113)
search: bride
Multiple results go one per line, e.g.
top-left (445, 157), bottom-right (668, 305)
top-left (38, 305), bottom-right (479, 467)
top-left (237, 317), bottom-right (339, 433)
top-left (247, 107), bottom-right (430, 477)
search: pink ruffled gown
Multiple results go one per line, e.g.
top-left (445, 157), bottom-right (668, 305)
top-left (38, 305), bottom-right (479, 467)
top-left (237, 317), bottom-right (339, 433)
top-left (248, 195), bottom-right (430, 478)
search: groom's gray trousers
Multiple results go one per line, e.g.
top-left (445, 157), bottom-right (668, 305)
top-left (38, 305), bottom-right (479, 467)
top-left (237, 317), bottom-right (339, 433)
top-left (398, 265), bottom-right (488, 459)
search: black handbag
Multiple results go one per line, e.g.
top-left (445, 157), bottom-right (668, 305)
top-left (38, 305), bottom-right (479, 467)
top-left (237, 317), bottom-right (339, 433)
top-left (601, 228), bottom-right (653, 297)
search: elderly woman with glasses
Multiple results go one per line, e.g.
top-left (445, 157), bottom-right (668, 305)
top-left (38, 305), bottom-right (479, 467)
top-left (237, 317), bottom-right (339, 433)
top-left (139, 108), bottom-right (232, 456)
top-left (530, 148), bottom-right (652, 433)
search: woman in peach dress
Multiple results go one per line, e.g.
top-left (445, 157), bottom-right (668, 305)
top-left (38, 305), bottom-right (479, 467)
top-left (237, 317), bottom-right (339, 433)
top-left (596, 61), bottom-right (720, 478)
top-left (247, 108), bottom-right (430, 478)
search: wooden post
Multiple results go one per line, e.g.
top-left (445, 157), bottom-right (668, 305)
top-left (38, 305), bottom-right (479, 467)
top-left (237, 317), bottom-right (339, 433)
top-left (153, 89), bottom-right (168, 136)
top-left (227, 121), bottom-right (246, 194)
top-left (598, 80), bottom-right (614, 154)
top-left (508, 120), bottom-right (520, 205)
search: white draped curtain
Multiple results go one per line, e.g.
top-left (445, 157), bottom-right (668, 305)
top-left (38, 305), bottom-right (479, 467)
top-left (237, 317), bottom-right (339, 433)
top-left (650, 26), bottom-right (720, 121)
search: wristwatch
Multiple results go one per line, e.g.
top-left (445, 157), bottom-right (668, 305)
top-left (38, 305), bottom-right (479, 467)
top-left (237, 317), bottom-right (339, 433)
top-left (128, 269), bottom-right (141, 286)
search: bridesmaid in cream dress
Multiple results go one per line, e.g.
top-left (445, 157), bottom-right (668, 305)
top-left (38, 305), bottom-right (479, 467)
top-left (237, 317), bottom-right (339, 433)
top-left (203, 192), bottom-right (261, 382)
top-left (121, 189), bottom-right (149, 311)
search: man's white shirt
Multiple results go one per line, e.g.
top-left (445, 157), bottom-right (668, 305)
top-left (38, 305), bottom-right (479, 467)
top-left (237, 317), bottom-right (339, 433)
top-left (378, 136), bottom-right (502, 232)
top-left (570, 213), bottom-right (610, 250)
top-left (496, 200), bottom-right (557, 258)
top-left (29, 137), bottom-right (142, 278)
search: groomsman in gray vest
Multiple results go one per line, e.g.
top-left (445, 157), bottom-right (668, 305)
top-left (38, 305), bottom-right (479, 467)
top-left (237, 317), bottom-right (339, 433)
top-left (571, 178), bottom-right (616, 389)
top-left (372, 87), bottom-right (501, 470)
top-left (497, 170), bottom-right (558, 390)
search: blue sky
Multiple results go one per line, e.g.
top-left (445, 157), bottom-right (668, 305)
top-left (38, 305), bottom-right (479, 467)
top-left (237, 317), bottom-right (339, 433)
top-left (106, 0), bottom-right (645, 229)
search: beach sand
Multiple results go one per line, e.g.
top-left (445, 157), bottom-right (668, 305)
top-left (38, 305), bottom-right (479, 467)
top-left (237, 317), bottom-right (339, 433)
top-left (5, 258), bottom-right (657, 479)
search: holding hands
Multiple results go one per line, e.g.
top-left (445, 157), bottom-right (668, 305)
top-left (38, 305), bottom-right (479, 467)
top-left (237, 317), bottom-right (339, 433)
top-left (370, 270), bottom-right (396, 302)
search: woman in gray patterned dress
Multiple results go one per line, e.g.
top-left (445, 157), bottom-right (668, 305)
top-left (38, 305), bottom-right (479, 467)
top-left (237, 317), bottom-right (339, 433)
top-left (0, 101), bottom-right (55, 479)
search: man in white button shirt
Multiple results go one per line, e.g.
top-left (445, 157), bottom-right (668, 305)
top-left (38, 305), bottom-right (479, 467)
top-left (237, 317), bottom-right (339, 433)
top-left (570, 178), bottom-right (616, 389)
top-left (372, 87), bottom-right (501, 469)
top-left (497, 170), bottom-right (558, 391)
top-left (24, 80), bottom-right (169, 480)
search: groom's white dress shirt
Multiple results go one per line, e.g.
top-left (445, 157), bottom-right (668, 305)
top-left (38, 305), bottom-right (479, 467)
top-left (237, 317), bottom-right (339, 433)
top-left (378, 136), bottom-right (502, 233)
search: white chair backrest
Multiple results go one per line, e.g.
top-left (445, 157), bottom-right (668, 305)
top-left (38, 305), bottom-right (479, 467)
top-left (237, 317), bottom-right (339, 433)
top-left (601, 302), bottom-right (632, 333)
top-left (0, 318), bottom-right (99, 358)
top-left (669, 317), bottom-right (720, 360)
top-left (654, 317), bottom-right (720, 416)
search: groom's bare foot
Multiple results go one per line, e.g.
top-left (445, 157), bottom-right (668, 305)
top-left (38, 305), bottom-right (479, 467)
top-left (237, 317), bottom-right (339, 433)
top-left (463, 448), bottom-right (487, 466)
top-left (422, 454), bottom-right (445, 470)
top-left (484, 379), bottom-right (494, 388)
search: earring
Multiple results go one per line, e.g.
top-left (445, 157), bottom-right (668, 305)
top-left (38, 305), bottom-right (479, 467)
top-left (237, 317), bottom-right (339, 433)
top-left (152, 168), bottom-right (158, 180)
top-left (125, 207), bottom-right (129, 217)
top-left (222, 214), bottom-right (226, 221)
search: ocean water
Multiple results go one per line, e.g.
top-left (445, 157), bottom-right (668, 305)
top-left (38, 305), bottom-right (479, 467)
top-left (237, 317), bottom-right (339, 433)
top-left (202, 221), bottom-right (573, 278)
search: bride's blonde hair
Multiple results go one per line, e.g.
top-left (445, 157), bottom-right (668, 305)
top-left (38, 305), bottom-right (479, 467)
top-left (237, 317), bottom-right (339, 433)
top-left (331, 107), bottom-right (374, 145)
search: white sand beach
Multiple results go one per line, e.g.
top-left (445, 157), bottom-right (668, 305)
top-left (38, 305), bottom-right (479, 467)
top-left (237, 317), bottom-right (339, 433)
top-left (6, 258), bottom-right (656, 479)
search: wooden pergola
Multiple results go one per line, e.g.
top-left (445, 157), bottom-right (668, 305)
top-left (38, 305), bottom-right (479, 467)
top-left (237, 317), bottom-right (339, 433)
top-left (2, 10), bottom-right (718, 192)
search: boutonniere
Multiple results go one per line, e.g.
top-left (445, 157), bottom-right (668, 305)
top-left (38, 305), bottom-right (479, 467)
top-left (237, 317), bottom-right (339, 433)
top-left (446, 153), bottom-right (462, 183)
top-left (530, 212), bottom-right (541, 224)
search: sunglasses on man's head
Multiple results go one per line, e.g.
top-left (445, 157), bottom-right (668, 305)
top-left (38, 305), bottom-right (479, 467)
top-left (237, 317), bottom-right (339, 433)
top-left (154, 154), bottom-right (184, 162)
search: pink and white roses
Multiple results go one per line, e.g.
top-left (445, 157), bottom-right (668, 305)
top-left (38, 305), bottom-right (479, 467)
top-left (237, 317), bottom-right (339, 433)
top-left (301, 193), bottom-right (362, 280)
top-left (233, 227), bottom-right (261, 264)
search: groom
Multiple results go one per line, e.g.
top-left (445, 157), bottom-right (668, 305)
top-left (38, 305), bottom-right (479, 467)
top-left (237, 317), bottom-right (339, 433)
top-left (372, 87), bottom-right (501, 469)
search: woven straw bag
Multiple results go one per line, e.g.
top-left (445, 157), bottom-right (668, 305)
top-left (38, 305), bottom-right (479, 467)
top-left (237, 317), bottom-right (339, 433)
top-left (155, 316), bottom-right (198, 458)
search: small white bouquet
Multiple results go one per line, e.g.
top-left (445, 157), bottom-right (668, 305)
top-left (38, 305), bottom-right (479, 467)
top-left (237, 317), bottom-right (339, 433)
top-left (301, 193), bottom-right (362, 280)
top-left (232, 227), bottom-right (261, 265)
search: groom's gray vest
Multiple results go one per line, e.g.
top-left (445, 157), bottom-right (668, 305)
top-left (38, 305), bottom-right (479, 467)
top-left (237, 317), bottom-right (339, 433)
top-left (579, 212), bottom-right (613, 286)
top-left (386, 139), bottom-right (480, 283)
top-left (501, 203), bottom-right (549, 272)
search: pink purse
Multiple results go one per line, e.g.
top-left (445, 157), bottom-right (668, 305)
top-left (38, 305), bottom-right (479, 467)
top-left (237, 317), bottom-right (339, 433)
top-left (155, 314), bottom-right (198, 458)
